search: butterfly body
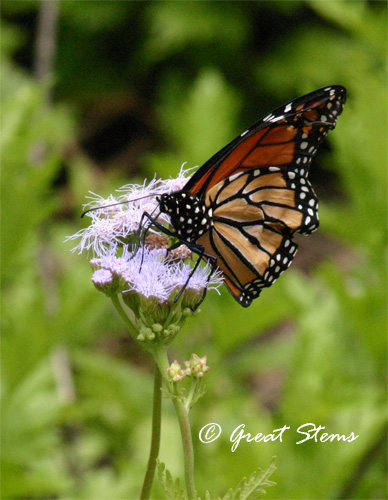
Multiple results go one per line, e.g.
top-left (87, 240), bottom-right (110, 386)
top-left (158, 86), bottom-right (346, 306)
top-left (159, 192), bottom-right (210, 242)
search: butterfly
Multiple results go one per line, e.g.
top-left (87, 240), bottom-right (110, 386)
top-left (154, 85), bottom-right (346, 307)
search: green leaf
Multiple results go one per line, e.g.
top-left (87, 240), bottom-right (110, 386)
top-left (157, 461), bottom-right (188, 500)
top-left (203, 457), bottom-right (277, 500)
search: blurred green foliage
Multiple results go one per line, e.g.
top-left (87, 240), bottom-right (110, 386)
top-left (1, 1), bottom-right (386, 499)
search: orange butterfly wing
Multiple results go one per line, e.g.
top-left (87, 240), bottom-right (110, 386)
top-left (160, 86), bottom-right (346, 306)
top-left (197, 169), bottom-right (308, 306)
top-left (184, 86), bottom-right (346, 196)
top-left (189, 86), bottom-right (346, 306)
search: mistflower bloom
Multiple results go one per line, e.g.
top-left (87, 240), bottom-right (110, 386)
top-left (66, 165), bottom-right (228, 499)
top-left (66, 164), bottom-right (194, 258)
top-left (67, 165), bottom-right (224, 345)
top-left (89, 245), bottom-right (222, 331)
top-left (92, 268), bottom-right (114, 289)
top-left (122, 247), bottom-right (176, 302)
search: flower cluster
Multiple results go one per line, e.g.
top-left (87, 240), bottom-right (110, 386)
top-left (67, 165), bottom-right (223, 345)
top-left (167, 354), bottom-right (210, 382)
top-left (67, 165), bottom-right (195, 257)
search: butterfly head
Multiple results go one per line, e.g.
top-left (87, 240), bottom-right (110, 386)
top-left (158, 191), bottom-right (210, 242)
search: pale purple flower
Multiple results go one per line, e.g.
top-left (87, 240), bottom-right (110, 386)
top-left (66, 164), bottom-right (193, 257)
top-left (122, 248), bottom-right (173, 302)
top-left (92, 268), bottom-right (113, 285)
top-left (122, 248), bottom-right (222, 302)
top-left (157, 163), bottom-right (198, 194)
top-left (172, 261), bottom-right (223, 294)
top-left (67, 214), bottom-right (121, 256)
top-left (67, 165), bottom-right (224, 309)
top-left (89, 246), bottom-right (222, 304)
top-left (91, 251), bottom-right (132, 277)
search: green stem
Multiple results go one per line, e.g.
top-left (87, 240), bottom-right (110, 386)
top-left (184, 378), bottom-right (197, 412)
top-left (150, 344), bottom-right (197, 500)
top-left (140, 365), bottom-right (162, 500)
top-left (111, 295), bottom-right (196, 498)
top-left (111, 295), bottom-right (137, 339)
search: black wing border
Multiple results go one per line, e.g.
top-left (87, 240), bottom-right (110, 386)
top-left (183, 85), bottom-right (347, 196)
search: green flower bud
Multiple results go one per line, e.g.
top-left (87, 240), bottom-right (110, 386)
top-left (167, 360), bottom-right (186, 382)
top-left (184, 354), bottom-right (210, 378)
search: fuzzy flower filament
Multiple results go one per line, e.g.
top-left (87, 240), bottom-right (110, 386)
top-left (67, 165), bottom-right (223, 345)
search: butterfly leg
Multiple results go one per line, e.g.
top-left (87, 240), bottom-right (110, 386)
top-left (127, 211), bottom-right (155, 260)
top-left (172, 243), bottom-right (218, 311)
top-left (188, 255), bottom-right (218, 311)
top-left (136, 211), bottom-right (218, 310)
top-left (139, 211), bottom-right (177, 239)
top-left (135, 211), bottom-right (177, 269)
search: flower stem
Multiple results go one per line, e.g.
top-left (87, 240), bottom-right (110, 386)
top-left (111, 295), bottom-right (137, 339)
top-left (150, 344), bottom-right (197, 500)
top-left (184, 378), bottom-right (197, 412)
top-left (140, 365), bottom-right (162, 500)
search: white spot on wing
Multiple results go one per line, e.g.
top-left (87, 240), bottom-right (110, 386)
top-left (228, 172), bottom-right (242, 182)
top-left (263, 113), bottom-right (274, 122)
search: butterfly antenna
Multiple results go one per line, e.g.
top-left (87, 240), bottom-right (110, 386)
top-left (126, 204), bottom-right (163, 260)
top-left (81, 194), bottom-right (154, 218)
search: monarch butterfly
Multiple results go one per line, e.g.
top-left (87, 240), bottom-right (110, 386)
top-left (154, 85), bottom-right (346, 307)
